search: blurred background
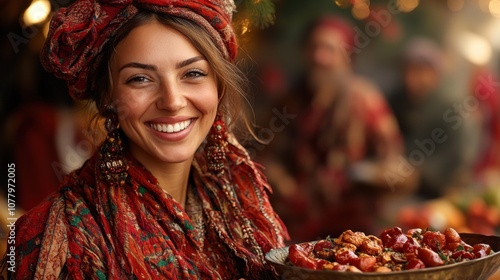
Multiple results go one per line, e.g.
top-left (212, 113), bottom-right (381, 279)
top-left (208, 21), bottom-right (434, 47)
top-left (1, 0), bottom-right (500, 266)
top-left (239, 0), bottom-right (500, 243)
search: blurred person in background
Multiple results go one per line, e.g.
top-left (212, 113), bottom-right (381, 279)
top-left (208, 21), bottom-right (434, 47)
top-left (265, 15), bottom-right (411, 243)
top-left (389, 38), bottom-right (474, 200)
top-left (388, 40), bottom-right (500, 237)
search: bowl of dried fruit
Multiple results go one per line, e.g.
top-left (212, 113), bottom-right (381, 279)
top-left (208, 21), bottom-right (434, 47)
top-left (265, 227), bottom-right (500, 280)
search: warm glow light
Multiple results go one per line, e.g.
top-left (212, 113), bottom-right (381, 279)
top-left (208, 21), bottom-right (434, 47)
top-left (397, 0), bottom-right (419, 13)
top-left (489, 0), bottom-right (500, 17)
top-left (457, 32), bottom-right (492, 65)
top-left (335, 0), bottom-right (351, 8)
top-left (352, 3), bottom-right (370, 20)
top-left (23, 0), bottom-right (51, 26)
top-left (240, 19), bottom-right (251, 35)
top-left (447, 0), bottom-right (464, 12)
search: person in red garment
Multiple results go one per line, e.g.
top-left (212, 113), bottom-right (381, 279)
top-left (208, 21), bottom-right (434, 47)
top-left (266, 16), bottom-right (407, 242)
top-left (4, 0), bottom-right (288, 279)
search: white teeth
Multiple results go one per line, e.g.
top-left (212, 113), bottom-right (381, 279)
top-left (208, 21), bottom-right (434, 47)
top-left (150, 119), bottom-right (191, 133)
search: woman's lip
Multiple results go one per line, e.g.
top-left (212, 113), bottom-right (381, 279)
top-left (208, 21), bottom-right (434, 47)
top-left (147, 116), bottom-right (193, 124)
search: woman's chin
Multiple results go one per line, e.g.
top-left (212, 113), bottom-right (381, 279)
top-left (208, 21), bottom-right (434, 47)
top-left (153, 150), bottom-right (196, 164)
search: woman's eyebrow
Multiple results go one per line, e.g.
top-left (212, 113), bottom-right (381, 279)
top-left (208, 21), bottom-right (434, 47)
top-left (118, 56), bottom-right (206, 73)
top-left (176, 56), bottom-right (206, 69)
top-left (119, 62), bottom-right (157, 72)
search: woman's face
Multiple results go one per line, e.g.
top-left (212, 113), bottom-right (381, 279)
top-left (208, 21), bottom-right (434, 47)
top-left (110, 20), bottom-right (218, 166)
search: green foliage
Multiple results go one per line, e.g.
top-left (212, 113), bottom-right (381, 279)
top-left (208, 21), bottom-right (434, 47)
top-left (234, 0), bottom-right (276, 31)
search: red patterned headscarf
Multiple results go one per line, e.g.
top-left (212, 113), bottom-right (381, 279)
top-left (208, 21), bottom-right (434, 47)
top-left (41, 0), bottom-right (237, 100)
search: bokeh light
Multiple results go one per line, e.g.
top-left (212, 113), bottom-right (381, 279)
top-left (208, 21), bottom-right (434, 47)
top-left (457, 31), bottom-right (492, 65)
top-left (352, 2), bottom-right (370, 20)
top-left (22, 0), bottom-right (51, 26)
top-left (489, 0), bottom-right (500, 17)
top-left (397, 0), bottom-right (419, 13)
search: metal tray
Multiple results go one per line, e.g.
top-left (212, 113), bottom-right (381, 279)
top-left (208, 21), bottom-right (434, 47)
top-left (265, 233), bottom-right (500, 280)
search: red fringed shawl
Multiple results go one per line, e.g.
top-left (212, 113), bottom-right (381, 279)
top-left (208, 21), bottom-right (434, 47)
top-left (10, 134), bottom-right (287, 279)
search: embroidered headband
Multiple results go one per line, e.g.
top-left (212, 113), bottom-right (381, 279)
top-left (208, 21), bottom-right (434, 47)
top-left (41, 0), bottom-right (237, 100)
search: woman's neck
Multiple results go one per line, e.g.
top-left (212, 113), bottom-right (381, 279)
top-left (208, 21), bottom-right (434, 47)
top-left (130, 149), bottom-right (193, 208)
top-left (152, 161), bottom-right (192, 208)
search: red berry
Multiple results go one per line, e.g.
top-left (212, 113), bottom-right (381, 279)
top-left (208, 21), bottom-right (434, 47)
top-left (418, 247), bottom-right (445, 267)
top-left (422, 231), bottom-right (447, 251)
top-left (444, 228), bottom-right (461, 244)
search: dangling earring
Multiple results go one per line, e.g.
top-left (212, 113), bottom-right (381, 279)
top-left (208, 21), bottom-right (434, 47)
top-left (206, 114), bottom-right (228, 176)
top-left (99, 109), bottom-right (128, 186)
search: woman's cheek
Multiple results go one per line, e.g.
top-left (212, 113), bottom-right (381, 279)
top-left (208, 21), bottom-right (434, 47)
top-left (195, 85), bottom-right (218, 114)
top-left (114, 88), bottom-right (153, 120)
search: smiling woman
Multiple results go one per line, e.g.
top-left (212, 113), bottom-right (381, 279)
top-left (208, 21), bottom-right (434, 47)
top-left (3, 1), bottom-right (288, 279)
top-left (109, 19), bottom-right (219, 204)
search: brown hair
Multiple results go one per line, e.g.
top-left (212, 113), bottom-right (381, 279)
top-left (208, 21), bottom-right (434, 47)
top-left (92, 11), bottom-right (252, 138)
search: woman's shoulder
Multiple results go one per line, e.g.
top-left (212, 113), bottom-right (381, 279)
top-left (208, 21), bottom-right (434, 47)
top-left (11, 192), bottom-right (67, 277)
top-left (16, 192), bottom-right (64, 240)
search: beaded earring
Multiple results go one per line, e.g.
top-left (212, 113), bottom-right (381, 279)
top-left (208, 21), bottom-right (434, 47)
top-left (99, 109), bottom-right (128, 186)
top-left (206, 115), bottom-right (228, 176)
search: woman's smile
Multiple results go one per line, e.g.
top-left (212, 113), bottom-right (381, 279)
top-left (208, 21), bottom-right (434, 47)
top-left (147, 119), bottom-right (193, 134)
top-left (146, 117), bottom-right (197, 141)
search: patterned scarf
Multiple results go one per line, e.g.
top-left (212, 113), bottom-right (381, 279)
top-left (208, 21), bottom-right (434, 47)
top-left (11, 133), bottom-right (287, 279)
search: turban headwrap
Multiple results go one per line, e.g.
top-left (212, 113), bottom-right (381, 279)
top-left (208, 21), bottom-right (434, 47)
top-left (41, 0), bottom-right (237, 100)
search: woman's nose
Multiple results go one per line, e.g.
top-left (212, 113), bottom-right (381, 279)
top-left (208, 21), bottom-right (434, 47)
top-left (156, 81), bottom-right (187, 112)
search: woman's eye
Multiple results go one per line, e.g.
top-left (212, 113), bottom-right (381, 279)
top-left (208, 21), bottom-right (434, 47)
top-left (126, 75), bottom-right (150, 84)
top-left (184, 70), bottom-right (207, 79)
